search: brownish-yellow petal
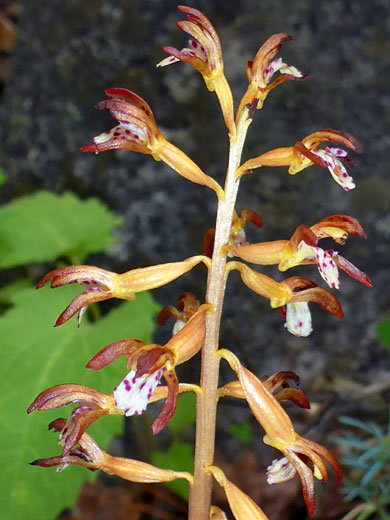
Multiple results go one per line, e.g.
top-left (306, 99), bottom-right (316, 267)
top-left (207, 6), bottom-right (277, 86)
top-left (208, 466), bottom-right (270, 520)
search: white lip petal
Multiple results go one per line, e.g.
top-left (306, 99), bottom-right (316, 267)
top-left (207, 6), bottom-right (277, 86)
top-left (315, 248), bottom-right (340, 289)
top-left (284, 302), bottom-right (313, 337)
top-left (313, 148), bottom-right (356, 191)
top-left (267, 457), bottom-right (297, 484)
top-left (114, 368), bottom-right (165, 416)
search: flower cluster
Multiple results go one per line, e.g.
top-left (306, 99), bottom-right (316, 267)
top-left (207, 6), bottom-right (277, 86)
top-left (27, 6), bottom-right (371, 520)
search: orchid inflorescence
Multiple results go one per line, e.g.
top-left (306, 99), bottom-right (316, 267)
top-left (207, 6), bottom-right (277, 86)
top-left (28, 6), bottom-right (371, 520)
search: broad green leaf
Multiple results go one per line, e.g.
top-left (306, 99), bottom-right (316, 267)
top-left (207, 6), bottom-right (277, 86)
top-left (151, 442), bottom-right (193, 501)
top-left (0, 285), bottom-right (159, 520)
top-left (167, 392), bottom-right (196, 436)
top-left (0, 191), bottom-right (123, 268)
top-left (0, 278), bottom-right (33, 306)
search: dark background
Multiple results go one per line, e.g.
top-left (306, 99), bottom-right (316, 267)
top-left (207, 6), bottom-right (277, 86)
top-left (1, 1), bottom-right (389, 518)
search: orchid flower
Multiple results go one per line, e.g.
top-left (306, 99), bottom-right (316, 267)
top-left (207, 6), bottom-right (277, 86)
top-left (28, 384), bottom-right (122, 454)
top-left (236, 129), bottom-right (361, 191)
top-left (218, 370), bottom-right (310, 410)
top-left (36, 256), bottom-right (210, 326)
top-left (27, 380), bottom-right (200, 454)
top-left (227, 261), bottom-right (343, 336)
top-left (86, 300), bottom-right (211, 434)
top-left (30, 419), bottom-right (193, 483)
top-left (81, 88), bottom-right (224, 198)
top-left (157, 291), bottom-right (201, 334)
top-left (203, 209), bottom-right (263, 258)
top-left (218, 349), bottom-right (342, 514)
top-left (157, 6), bottom-right (235, 136)
top-left (227, 214), bottom-right (372, 290)
top-left (237, 33), bottom-right (306, 123)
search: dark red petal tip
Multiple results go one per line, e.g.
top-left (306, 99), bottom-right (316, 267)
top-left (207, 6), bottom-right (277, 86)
top-left (80, 144), bottom-right (99, 153)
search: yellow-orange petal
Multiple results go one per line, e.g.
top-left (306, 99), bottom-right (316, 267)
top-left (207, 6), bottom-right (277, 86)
top-left (208, 466), bottom-right (270, 520)
top-left (227, 261), bottom-right (291, 307)
top-left (100, 453), bottom-right (193, 483)
top-left (228, 240), bottom-right (286, 265)
top-left (218, 350), bottom-right (296, 446)
top-left (117, 255), bottom-right (211, 298)
top-left (236, 147), bottom-right (294, 178)
top-left (154, 136), bottom-right (224, 199)
top-left (166, 303), bottom-right (212, 364)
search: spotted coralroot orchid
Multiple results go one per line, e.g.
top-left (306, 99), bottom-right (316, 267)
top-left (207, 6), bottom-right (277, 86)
top-left (157, 6), bottom-right (235, 136)
top-left (218, 370), bottom-right (310, 410)
top-left (203, 209), bottom-right (263, 258)
top-left (81, 88), bottom-right (224, 199)
top-left (86, 301), bottom-right (211, 434)
top-left (227, 261), bottom-right (343, 336)
top-left (218, 349), bottom-right (342, 514)
top-left (27, 384), bottom-right (123, 454)
top-left (236, 33), bottom-right (306, 124)
top-left (237, 129), bottom-right (361, 191)
top-left (207, 466), bottom-right (270, 520)
top-left (37, 256), bottom-right (210, 326)
top-left (27, 382), bottom-right (199, 455)
top-left (29, 6), bottom-right (371, 520)
top-left (157, 291), bottom-right (201, 334)
top-left (31, 419), bottom-right (193, 484)
top-left (227, 215), bottom-right (372, 290)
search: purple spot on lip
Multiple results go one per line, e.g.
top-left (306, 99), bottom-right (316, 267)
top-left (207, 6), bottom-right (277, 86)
top-left (124, 380), bottom-right (131, 391)
top-left (125, 129), bottom-right (131, 134)
top-left (298, 321), bottom-right (303, 327)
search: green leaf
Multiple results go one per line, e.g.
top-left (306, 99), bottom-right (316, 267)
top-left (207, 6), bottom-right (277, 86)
top-left (0, 167), bottom-right (6, 186)
top-left (228, 421), bottom-right (254, 444)
top-left (336, 435), bottom-right (369, 450)
top-left (151, 442), bottom-right (193, 501)
top-left (0, 279), bottom-right (33, 306)
top-left (376, 318), bottom-right (390, 347)
top-left (0, 285), bottom-right (159, 520)
top-left (0, 191), bottom-right (123, 268)
top-left (339, 416), bottom-right (383, 436)
top-left (167, 392), bottom-right (196, 436)
top-left (361, 460), bottom-right (383, 486)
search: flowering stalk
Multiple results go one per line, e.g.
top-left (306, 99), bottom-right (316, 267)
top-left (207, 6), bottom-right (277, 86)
top-left (28, 6), bottom-right (371, 520)
top-left (188, 110), bottom-right (250, 520)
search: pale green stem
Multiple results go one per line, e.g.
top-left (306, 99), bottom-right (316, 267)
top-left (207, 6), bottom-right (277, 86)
top-left (188, 116), bottom-right (251, 520)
